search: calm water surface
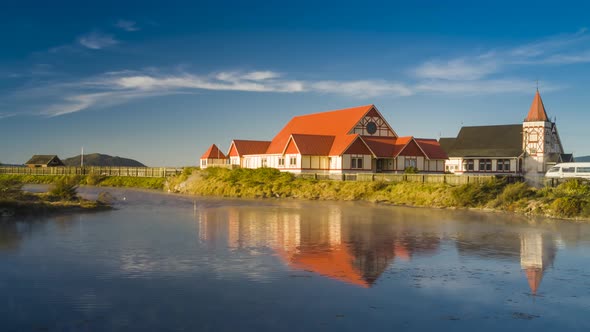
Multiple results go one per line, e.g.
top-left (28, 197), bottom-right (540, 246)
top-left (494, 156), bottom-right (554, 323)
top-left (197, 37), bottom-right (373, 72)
top-left (2, 187), bottom-right (590, 331)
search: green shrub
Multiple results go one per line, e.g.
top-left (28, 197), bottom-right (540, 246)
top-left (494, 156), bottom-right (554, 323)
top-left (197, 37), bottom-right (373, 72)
top-left (97, 191), bottom-right (115, 205)
top-left (451, 178), bottom-right (506, 207)
top-left (404, 166), bottom-right (419, 174)
top-left (50, 177), bottom-right (79, 201)
top-left (498, 182), bottom-right (535, 204)
top-left (551, 197), bottom-right (583, 218)
top-left (85, 173), bottom-right (105, 185)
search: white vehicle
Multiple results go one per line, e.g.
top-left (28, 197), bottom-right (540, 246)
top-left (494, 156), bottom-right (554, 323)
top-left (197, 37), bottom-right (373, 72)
top-left (545, 163), bottom-right (590, 179)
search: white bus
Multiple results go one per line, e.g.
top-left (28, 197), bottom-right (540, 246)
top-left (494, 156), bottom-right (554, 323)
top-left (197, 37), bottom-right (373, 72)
top-left (545, 163), bottom-right (590, 179)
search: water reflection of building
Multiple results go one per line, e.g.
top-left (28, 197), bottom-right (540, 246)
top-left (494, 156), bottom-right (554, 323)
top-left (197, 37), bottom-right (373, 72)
top-left (456, 229), bottom-right (556, 294)
top-left (197, 205), bottom-right (441, 287)
top-left (520, 232), bottom-right (556, 295)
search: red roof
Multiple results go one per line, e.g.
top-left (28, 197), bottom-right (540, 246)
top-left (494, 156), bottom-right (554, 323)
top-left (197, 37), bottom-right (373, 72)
top-left (266, 105), bottom-right (376, 154)
top-left (525, 90), bottom-right (549, 122)
top-left (287, 134), bottom-right (335, 155)
top-left (361, 136), bottom-right (398, 157)
top-left (363, 136), bottom-right (413, 158)
top-left (414, 138), bottom-right (448, 160)
top-left (363, 136), bottom-right (447, 160)
top-left (229, 140), bottom-right (271, 156)
top-left (200, 144), bottom-right (227, 160)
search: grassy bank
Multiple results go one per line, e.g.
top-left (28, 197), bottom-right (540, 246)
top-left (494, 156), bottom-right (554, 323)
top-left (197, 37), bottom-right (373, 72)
top-left (0, 177), bottom-right (110, 217)
top-left (167, 168), bottom-right (590, 220)
top-left (4, 169), bottom-right (589, 220)
top-left (0, 174), bottom-right (166, 190)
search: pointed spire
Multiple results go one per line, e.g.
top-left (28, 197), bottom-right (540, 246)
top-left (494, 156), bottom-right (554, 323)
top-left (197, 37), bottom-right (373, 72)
top-left (525, 90), bottom-right (549, 122)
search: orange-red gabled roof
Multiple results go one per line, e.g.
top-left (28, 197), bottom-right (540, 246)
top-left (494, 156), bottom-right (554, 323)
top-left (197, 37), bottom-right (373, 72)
top-left (229, 140), bottom-right (271, 156)
top-left (266, 105), bottom-right (376, 154)
top-left (525, 90), bottom-right (549, 122)
top-left (414, 138), bottom-right (448, 160)
top-left (286, 134), bottom-right (335, 155)
top-left (328, 134), bottom-right (375, 156)
top-left (200, 144), bottom-right (227, 160)
top-left (391, 136), bottom-right (414, 157)
top-left (362, 136), bottom-right (399, 158)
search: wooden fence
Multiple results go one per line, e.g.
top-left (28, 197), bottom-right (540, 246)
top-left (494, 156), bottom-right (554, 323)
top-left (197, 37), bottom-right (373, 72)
top-left (0, 166), bottom-right (524, 184)
top-left (0, 166), bottom-right (182, 178)
top-left (296, 172), bottom-right (523, 185)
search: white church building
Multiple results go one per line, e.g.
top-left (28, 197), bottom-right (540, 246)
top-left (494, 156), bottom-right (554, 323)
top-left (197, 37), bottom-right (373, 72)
top-left (440, 90), bottom-right (573, 175)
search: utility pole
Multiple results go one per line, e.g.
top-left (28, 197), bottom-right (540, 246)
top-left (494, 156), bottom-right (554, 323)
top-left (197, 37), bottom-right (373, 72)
top-left (81, 147), bottom-right (84, 167)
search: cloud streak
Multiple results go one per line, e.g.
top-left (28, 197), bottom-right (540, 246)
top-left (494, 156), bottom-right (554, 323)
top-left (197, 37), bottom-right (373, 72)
top-left (78, 32), bottom-right (119, 50)
top-left (5, 29), bottom-right (589, 117)
top-left (413, 29), bottom-right (590, 81)
top-left (35, 70), bottom-right (414, 116)
top-left (115, 20), bottom-right (140, 32)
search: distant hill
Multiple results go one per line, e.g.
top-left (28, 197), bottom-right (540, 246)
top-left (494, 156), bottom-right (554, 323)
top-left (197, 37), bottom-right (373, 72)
top-left (63, 153), bottom-right (146, 167)
top-left (575, 156), bottom-right (590, 162)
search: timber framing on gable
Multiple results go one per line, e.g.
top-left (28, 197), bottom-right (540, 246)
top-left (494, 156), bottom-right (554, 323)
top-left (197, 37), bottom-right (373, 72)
top-left (349, 106), bottom-right (398, 138)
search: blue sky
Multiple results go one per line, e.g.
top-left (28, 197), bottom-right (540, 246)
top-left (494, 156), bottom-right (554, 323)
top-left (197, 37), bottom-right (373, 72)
top-left (2, 0), bottom-right (590, 166)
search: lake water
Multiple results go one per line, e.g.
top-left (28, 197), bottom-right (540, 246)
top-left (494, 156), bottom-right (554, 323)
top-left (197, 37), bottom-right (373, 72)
top-left (2, 187), bottom-right (590, 331)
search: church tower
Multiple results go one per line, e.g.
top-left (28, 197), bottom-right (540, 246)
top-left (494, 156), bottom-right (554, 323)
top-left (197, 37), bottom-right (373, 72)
top-left (522, 90), bottom-right (564, 173)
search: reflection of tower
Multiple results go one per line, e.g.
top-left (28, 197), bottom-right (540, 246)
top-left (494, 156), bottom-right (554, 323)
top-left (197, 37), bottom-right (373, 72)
top-left (328, 207), bottom-right (342, 247)
top-left (227, 208), bottom-right (241, 249)
top-left (520, 232), bottom-right (557, 295)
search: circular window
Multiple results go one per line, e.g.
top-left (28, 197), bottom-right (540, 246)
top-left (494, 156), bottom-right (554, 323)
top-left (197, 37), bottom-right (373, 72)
top-left (366, 122), bottom-right (377, 135)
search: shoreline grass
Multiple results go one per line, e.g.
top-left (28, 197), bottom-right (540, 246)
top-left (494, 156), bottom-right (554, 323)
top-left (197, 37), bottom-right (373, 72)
top-left (3, 169), bottom-right (590, 221)
top-left (0, 174), bottom-right (166, 190)
top-left (0, 177), bottom-right (111, 217)
top-left (167, 168), bottom-right (590, 221)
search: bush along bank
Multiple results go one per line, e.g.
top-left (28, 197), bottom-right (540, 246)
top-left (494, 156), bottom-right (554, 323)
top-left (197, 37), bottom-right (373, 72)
top-left (166, 167), bottom-right (590, 221)
top-left (0, 174), bottom-right (166, 190)
top-left (0, 177), bottom-right (110, 217)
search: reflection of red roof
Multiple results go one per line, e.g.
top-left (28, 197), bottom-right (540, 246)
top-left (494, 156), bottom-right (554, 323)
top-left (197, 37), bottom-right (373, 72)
top-left (415, 138), bottom-right (448, 160)
top-left (267, 105), bottom-right (376, 154)
top-left (394, 243), bottom-right (411, 261)
top-left (229, 140), bottom-right (271, 156)
top-left (525, 90), bottom-right (549, 122)
top-left (525, 267), bottom-right (544, 295)
top-left (277, 246), bottom-right (370, 288)
top-left (200, 144), bottom-right (227, 159)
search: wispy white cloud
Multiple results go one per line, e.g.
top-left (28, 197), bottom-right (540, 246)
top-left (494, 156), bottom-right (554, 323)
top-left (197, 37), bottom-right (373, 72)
top-left (78, 31), bottom-right (119, 50)
top-left (415, 79), bottom-right (560, 95)
top-left (8, 30), bottom-right (590, 117)
top-left (114, 71), bottom-right (305, 93)
top-left (414, 58), bottom-right (498, 81)
top-left (413, 29), bottom-right (590, 81)
top-left (0, 112), bottom-right (16, 119)
top-left (115, 20), bottom-right (139, 32)
top-left (28, 70), bottom-right (414, 116)
top-left (311, 80), bottom-right (412, 97)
